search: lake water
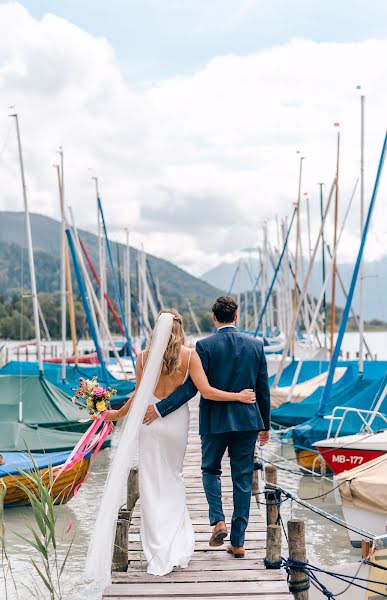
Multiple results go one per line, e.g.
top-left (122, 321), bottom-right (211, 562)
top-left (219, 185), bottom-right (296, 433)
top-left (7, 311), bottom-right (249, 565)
top-left (1, 331), bottom-right (386, 599)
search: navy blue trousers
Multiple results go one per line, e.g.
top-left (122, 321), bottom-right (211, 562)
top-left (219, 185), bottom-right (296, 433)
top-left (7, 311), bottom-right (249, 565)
top-left (201, 430), bottom-right (257, 548)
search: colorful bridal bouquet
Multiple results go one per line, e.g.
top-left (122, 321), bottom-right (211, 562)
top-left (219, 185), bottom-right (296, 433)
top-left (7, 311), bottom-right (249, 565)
top-left (72, 376), bottom-right (117, 416)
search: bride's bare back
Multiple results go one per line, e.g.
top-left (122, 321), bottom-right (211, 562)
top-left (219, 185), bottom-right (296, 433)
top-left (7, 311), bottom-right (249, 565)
top-left (141, 346), bottom-right (192, 400)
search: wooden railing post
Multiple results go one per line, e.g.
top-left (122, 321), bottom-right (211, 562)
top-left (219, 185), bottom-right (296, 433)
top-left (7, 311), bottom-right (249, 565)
top-left (112, 518), bottom-right (129, 572)
top-left (287, 519), bottom-right (309, 600)
top-left (252, 448), bottom-right (261, 496)
top-left (127, 467), bottom-right (139, 512)
top-left (265, 465), bottom-right (280, 526)
top-left (265, 523), bottom-right (282, 569)
top-left (265, 464), bottom-right (277, 486)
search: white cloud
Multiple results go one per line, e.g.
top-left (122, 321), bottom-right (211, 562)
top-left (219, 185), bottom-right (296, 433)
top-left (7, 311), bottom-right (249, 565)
top-left (0, 2), bottom-right (386, 278)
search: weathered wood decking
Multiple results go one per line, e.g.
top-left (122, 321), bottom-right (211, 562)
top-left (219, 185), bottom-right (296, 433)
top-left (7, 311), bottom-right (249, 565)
top-left (103, 401), bottom-right (291, 599)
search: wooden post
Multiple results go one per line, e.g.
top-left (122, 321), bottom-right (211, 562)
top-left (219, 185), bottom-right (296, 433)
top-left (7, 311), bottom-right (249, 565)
top-left (265, 488), bottom-right (281, 526)
top-left (265, 465), bottom-right (280, 526)
top-left (252, 449), bottom-right (261, 496)
top-left (112, 518), bottom-right (129, 572)
top-left (265, 464), bottom-right (278, 486)
top-left (362, 538), bottom-right (371, 558)
top-left (127, 467), bottom-right (139, 512)
top-left (265, 524), bottom-right (282, 569)
top-left (287, 519), bottom-right (309, 600)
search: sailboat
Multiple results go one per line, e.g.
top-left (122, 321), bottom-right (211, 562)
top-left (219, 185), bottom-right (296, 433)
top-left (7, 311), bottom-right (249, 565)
top-left (1, 450), bottom-right (90, 507)
top-left (0, 115), bottom-right (103, 507)
top-left (292, 128), bottom-right (387, 470)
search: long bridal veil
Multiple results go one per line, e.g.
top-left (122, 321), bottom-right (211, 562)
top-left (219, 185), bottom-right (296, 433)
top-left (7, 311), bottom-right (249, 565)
top-left (85, 312), bottom-right (174, 588)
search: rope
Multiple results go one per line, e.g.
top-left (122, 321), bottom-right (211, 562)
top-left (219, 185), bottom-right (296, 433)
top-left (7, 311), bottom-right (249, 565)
top-left (280, 556), bottom-right (387, 599)
top-left (268, 484), bottom-right (375, 539)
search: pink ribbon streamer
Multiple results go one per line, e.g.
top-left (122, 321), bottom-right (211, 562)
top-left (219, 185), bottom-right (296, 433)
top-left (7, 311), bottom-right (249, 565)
top-left (53, 414), bottom-right (113, 531)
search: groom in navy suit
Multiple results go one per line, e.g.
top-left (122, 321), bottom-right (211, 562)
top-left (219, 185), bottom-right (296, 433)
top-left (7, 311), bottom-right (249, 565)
top-left (143, 296), bottom-right (270, 557)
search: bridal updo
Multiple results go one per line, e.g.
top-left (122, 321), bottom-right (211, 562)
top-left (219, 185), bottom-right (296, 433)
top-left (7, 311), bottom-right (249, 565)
top-left (159, 308), bottom-right (185, 376)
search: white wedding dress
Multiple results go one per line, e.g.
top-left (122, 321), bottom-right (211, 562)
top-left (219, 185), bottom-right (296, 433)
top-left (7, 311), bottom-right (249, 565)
top-left (86, 313), bottom-right (194, 587)
top-left (139, 389), bottom-right (194, 575)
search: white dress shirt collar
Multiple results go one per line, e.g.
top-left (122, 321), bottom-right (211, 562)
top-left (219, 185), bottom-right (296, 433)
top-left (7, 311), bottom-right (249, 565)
top-left (217, 324), bottom-right (237, 331)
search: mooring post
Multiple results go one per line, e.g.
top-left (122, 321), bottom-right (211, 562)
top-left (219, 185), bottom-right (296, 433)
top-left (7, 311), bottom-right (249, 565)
top-left (127, 467), bottom-right (139, 512)
top-left (265, 523), bottom-right (282, 569)
top-left (265, 465), bottom-right (280, 526)
top-left (112, 518), bottom-right (129, 572)
top-left (287, 519), bottom-right (309, 600)
top-left (362, 538), bottom-right (371, 558)
top-left (265, 464), bottom-right (278, 486)
top-left (252, 447), bottom-right (261, 496)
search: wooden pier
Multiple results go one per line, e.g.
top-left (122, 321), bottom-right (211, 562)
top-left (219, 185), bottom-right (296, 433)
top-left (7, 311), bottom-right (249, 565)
top-left (103, 401), bottom-right (291, 599)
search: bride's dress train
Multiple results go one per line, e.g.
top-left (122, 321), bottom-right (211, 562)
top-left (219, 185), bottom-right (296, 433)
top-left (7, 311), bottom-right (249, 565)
top-left (139, 397), bottom-right (194, 575)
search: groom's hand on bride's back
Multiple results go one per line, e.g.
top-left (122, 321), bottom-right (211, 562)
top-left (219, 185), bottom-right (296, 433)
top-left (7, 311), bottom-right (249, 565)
top-left (143, 405), bottom-right (159, 425)
top-left (258, 430), bottom-right (270, 446)
top-left (238, 389), bottom-right (256, 404)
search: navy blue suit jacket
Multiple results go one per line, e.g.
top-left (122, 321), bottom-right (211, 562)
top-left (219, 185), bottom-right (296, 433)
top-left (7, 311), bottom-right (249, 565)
top-left (156, 326), bottom-right (271, 436)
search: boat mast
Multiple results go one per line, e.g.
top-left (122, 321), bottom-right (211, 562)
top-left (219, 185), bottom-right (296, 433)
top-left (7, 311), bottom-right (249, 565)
top-left (358, 91), bottom-right (365, 377)
top-left (11, 112), bottom-right (43, 377)
top-left (318, 182), bottom-right (327, 348)
top-left (93, 176), bottom-right (107, 358)
top-left (57, 149), bottom-right (67, 381)
top-left (330, 124), bottom-right (340, 357)
top-left (291, 154), bottom-right (304, 357)
top-left (124, 228), bottom-right (132, 338)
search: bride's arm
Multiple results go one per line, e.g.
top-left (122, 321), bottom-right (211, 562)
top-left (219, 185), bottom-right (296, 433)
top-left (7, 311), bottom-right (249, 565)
top-left (104, 351), bottom-right (145, 421)
top-left (189, 351), bottom-right (255, 404)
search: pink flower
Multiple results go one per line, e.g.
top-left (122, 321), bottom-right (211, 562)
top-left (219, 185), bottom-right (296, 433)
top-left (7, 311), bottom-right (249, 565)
top-left (93, 386), bottom-right (105, 398)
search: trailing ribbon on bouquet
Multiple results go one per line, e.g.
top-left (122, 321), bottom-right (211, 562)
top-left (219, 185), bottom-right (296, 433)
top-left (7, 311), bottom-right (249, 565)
top-left (53, 414), bottom-right (113, 531)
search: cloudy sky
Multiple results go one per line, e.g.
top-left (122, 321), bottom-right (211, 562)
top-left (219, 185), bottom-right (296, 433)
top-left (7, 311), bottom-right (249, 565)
top-left (0, 0), bottom-right (387, 276)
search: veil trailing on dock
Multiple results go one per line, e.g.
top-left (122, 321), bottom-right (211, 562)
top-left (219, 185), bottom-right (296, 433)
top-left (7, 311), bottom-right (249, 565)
top-left (85, 312), bottom-right (174, 587)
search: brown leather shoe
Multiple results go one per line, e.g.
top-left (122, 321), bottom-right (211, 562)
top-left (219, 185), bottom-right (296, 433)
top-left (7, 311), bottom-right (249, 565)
top-left (209, 521), bottom-right (228, 547)
top-left (227, 544), bottom-right (245, 558)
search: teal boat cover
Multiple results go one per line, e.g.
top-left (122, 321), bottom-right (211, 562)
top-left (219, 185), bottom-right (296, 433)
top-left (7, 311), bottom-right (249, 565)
top-left (0, 374), bottom-right (88, 432)
top-left (292, 364), bottom-right (387, 451)
top-left (0, 422), bottom-right (89, 452)
top-left (1, 362), bottom-right (135, 407)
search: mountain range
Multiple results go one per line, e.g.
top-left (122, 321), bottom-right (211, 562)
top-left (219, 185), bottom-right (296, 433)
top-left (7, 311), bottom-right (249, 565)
top-left (0, 211), bottom-right (221, 331)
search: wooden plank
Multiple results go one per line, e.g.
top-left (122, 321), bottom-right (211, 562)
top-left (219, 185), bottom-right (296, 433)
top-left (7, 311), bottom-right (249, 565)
top-left (128, 550), bottom-right (266, 562)
top-left (112, 569), bottom-right (286, 582)
top-left (105, 597), bottom-right (291, 600)
top-left (128, 541), bottom-right (265, 552)
top-left (128, 532), bottom-right (265, 542)
top-left (103, 581), bottom-right (289, 596)
top-left (123, 559), bottom-right (264, 572)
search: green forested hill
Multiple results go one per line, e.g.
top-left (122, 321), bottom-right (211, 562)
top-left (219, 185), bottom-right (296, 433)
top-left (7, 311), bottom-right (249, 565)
top-left (0, 211), bottom-right (221, 337)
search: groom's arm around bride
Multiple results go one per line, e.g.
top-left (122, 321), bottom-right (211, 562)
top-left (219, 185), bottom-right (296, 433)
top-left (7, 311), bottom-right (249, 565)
top-left (144, 296), bottom-right (270, 446)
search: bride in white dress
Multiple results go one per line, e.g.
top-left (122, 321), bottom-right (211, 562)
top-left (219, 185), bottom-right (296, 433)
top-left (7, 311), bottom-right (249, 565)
top-left (85, 309), bottom-right (255, 583)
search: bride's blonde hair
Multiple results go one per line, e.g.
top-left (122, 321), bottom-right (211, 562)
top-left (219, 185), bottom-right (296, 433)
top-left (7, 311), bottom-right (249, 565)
top-left (157, 308), bottom-right (185, 375)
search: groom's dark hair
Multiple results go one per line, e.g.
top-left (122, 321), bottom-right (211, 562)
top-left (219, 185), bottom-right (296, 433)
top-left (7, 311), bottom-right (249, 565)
top-left (212, 296), bottom-right (238, 323)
